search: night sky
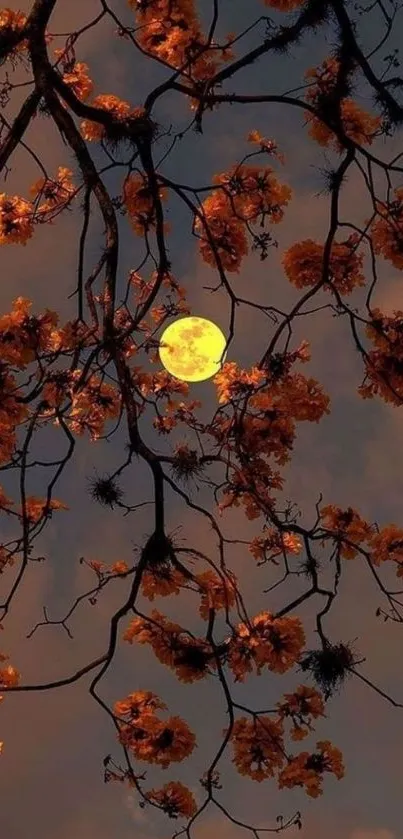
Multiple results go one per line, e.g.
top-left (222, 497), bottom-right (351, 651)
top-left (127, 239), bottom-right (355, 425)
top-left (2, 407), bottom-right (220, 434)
top-left (1, 2), bottom-right (403, 838)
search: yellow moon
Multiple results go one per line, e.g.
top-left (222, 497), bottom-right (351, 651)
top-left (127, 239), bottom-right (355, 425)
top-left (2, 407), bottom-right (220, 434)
top-left (159, 316), bottom-right (227, 382)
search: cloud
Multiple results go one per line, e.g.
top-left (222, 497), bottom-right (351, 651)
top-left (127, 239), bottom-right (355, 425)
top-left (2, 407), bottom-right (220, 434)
top-left (350, 831), bottom-right (396, 839)
top-left (280, 823), bottom-right (397, 839)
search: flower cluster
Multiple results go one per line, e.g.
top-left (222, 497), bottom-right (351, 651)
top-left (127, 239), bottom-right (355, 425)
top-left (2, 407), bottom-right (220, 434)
top-left (0, 8), bottom-right (52, 60)
top-left (29, 167), bottom-right (76, 219)
top-left (114, 689), bottom-right (196, 768)
top-left (304, 57), bottom-right (381, 152)
top-left (54, 47), bottom-right (94, 102)
top-left (196, 165), bottom-right (292, 273)
top-left (0, 364), bottom-right (29, 464)
top-left (0, 192), bottom-right (34, 246)
top-left (366, 186), bottom-right (403, 270)
top-left (278, 740), bottom-right (344, 797)
top-left (0, 296), bottom-right (58, 368)
top-left (146, 781), bottom-right (197, 819)
top-left (226, 707), bottom-right (342, 795)
top-left (18, 496), bottom-right (69, 525)
top-left (112, 699), bottom-right (197, 816)
top-left (62, 372), bottom-right (121, 440)
top-left (80, 94), bottom-right (146, 142)
top-left (0, 170), bottom-right (76, 246)
top-left (368, 524), bottom-right (403, 578)
top-left (216, 460), bottom-right (284, 521)
top-left (249, 527), bottom-right (303, 565)
top-left (225, 611), bottom-right (306, 681)
top-left (86, 558), bottom-right (130, 578)
top-left (123, 173), bottom-right (167, 236)
top-left (124, 609), bottom-right (217, 683)
top-left (358, 306), bottom-right (403, 405)
top-left (209, 348), bottom-right (329, 521)
top-left (128, 0), bottom-right (234, 83)
top-left (319, 504), bottom-right (373, 559)
top-left (0, 7), bottom-right (29, 57)
top-left (282, 235), bottom-right (366, 295)
top-left (277, 685), bottom-right (325, 741)
top-left (194, 568), bottom-right (238, 620)
top-left (226, 716), bottom-right (285, 782)
top-left (0, 489), bottom-right (67, 532)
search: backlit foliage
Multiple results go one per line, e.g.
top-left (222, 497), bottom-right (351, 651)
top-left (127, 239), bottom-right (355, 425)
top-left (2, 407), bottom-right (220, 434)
top-left (0, 0), bottom-right (402, 835)
top-left (282, 235), bottom-right (366, 294)
top-left (366, 186), bottom-right (403, 270)
top-left (195, 164), bottom-right (292, 272)
top-left (303, 56), bottom-right (382, 152)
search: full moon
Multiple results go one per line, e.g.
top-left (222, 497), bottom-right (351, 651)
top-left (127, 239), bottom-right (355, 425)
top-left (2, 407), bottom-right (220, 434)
top-left (159, 316), bottom-right (227, 382)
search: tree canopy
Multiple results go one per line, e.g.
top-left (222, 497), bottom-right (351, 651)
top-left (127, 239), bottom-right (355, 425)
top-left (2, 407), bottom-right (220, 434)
top-left (1, 0), bottom-right (403, 836)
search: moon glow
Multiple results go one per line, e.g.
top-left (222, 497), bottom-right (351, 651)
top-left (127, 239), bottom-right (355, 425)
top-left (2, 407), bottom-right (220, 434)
top-left (159, 316), bottom-right (227, 382)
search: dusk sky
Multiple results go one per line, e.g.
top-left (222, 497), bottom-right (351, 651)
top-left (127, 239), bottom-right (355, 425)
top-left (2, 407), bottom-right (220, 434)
top-left (1, 2), bottom-right (403, 838)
